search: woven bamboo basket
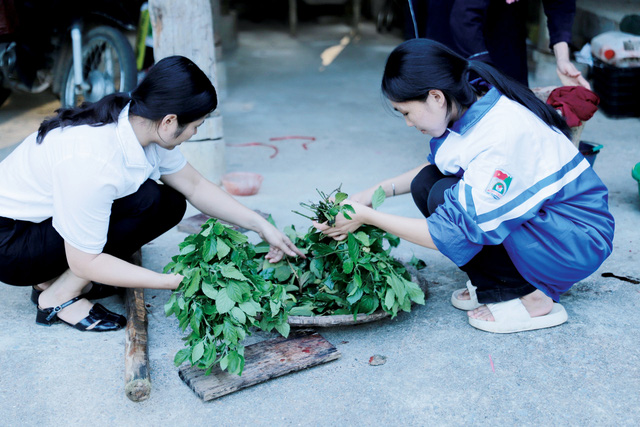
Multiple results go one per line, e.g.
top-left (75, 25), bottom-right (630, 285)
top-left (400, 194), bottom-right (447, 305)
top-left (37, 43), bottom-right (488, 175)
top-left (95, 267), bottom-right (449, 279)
top-left (287, 265), bottom-right (425, 327)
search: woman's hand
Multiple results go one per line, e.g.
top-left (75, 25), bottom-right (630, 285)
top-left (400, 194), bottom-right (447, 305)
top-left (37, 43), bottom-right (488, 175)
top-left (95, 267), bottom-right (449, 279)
top-left (350, 188), bottom-right (374, 207)
top-left (553, 41), bottom-right (591, 90)
top-left (168, 273), bottom-right (185, 290)
top-left (556, 60), bottom-right (591, 90)
top-left (313, 199), bottom-right (368, 241)
top-left (258, 223), bottom-right (306, 263)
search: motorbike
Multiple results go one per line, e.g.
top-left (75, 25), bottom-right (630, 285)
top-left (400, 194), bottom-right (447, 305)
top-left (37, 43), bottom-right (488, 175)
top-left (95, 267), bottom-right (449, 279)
top-left (0, 0), bottom-right (143, 108)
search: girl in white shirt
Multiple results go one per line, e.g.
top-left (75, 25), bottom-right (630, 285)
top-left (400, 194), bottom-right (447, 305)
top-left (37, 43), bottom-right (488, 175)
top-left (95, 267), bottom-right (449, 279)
top-left (0, 56), bottom-right (304, 332)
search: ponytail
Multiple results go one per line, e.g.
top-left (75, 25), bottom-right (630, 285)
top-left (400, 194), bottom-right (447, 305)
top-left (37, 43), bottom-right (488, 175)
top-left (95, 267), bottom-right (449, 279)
top-left (382, 39), bottom-right (572, 140)
top-left (36, 92), bottom-right (131, 143)
top-left (466, 60), bottom-right (572, 139)
top-left (37, 55), bottom-right (218, 144)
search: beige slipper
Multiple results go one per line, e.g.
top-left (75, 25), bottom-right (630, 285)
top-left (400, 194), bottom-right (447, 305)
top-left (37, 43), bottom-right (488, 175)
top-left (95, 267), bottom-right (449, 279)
top-left (468, 298), bottom-right (568, 334)
top-left (451, 280), bottom-right (481, 310)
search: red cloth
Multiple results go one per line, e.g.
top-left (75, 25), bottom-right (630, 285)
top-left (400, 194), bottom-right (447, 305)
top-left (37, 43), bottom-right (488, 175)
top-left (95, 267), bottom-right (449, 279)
top-left (546, 86), bottom-right (600, 127)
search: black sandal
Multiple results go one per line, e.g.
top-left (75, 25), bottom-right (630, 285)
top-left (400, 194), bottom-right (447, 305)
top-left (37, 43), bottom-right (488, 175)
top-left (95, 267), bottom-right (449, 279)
top-left (36, 296), bottom-right (127, 332)
top-left (30, 282), bottom-right (123, 305)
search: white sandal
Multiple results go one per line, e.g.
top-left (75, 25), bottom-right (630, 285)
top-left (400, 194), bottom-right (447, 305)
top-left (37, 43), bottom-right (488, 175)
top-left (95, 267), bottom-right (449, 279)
top-left (451, 280), bottom-right (481, 310)
top-left (468, 298), bottom-right (568, 334)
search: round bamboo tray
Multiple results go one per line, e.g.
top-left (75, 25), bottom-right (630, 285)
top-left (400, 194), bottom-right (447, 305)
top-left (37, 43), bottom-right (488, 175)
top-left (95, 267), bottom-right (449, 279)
top-left (287, 265), bottom-right (423, 327)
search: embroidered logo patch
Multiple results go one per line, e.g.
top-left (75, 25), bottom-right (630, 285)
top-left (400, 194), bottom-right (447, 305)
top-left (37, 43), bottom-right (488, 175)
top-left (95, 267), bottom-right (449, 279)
top-left (486, 169), bottom-right (512, 199)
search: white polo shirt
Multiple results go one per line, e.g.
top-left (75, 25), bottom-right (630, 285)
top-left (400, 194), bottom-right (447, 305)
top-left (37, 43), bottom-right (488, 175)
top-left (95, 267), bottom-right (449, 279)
top-left (0, 104), bottom-right (187, 253)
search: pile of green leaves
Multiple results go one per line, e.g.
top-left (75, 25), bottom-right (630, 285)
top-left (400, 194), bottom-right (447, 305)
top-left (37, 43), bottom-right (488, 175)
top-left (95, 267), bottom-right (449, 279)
top-left (164, 220), bottom-right (292, 376)
top-left (268, 186), bottom-right (425, 318)
top-left (164, 187), bottom-right (426, 376)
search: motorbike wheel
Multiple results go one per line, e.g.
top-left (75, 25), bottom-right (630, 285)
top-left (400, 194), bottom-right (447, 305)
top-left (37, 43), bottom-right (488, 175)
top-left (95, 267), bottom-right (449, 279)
top-left (60, 26), bottom-right (137, 108)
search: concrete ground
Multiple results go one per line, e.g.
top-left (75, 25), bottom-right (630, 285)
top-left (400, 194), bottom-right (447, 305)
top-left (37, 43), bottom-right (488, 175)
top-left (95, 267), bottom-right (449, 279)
top-left (1, 19), bottom-right (640, 426)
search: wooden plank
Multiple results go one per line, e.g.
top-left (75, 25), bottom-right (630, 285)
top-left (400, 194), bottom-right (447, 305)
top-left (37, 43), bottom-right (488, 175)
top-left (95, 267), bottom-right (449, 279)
top-left (124, 250), bottom-right (151, 402)
top-left (178, 329), bottom-right (341, 401)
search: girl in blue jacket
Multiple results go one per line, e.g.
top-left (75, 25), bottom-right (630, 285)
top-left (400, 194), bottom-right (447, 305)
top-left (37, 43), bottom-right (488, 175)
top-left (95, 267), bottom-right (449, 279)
top-left (315, 38), bottom-right (614, 333)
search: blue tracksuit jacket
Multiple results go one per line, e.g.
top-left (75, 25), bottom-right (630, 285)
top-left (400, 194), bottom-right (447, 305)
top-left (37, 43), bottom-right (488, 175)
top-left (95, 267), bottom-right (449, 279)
top-left (426, 87), bottom-right (615, 301)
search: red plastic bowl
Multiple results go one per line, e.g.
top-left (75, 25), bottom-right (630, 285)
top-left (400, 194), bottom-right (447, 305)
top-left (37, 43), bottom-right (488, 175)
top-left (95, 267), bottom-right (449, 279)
top-left (222, 172), bottom-right (264, 196)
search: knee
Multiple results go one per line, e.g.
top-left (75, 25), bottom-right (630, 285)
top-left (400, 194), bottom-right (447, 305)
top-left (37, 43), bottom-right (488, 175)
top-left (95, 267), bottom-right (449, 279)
top-left (119, 180), bottom-right (186, 224)
top-left (411, 167), bottom-right (437, 217)
top-left (160, 185), bottom-right (187, 225)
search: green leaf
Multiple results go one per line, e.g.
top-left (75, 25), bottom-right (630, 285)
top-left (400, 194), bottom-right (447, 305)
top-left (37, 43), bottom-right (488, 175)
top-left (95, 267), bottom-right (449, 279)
top-left (289, 306), bottom-right (315, 316)
top-left (342, 260), bottom-right (354, 274)
top-left (358, 294), bottom-right (378, 314)
top-left (184, 270), bottom-right (201, 298)
top-left (346, 288), bottom-right (363, 304)
top-left (275, 321), bottom-right (290, 338)
top-left (222, 319), bottom-right (239, 343)
top-left (201, 281), bottom-right (218, 299)
top-left (371, 186), bottom-right (386, 210)
top-left (273, 264), bottom-right (292, 282)
top-left (200, 221), bottom-right (212, 237)
top-left (334, 192), bottom-right (348, 204)
top-left (225, 228), bottom-right (248, 244)
top-left (384, 287), bottom-right (396, 310)
top-left (347, 233), bottom-right (359, 262)
top-left (343, 204), bottom-right (356, 216)
top-left (164, 294), bottom-right (177, 316)
top-left (386, 274), bottom-right (407, 302)
top-left (227, 350), bottom-right (244, 376)
top-left (270, 300), bottom-right (281, 316)
top-left (226, 280), bottom-right (245, 303)
top-left (190, 310), bottom-right (201, 337)
top-left (216, 237), bottom-right (231, 260)
top-left (219, 354), bottom-right (229, 371)
top-left (409, 255), bottom-right (427, 270)
top-left (312, 243), bottom-right (335, 256)
top-left (212, 221), bottom-right (225, 235)
top-left (215, 290), bottom-right (235, 314)
top-left (220, 264), bottom-right (248, 281)
top-left (231, 306), bottom-right (247, 324)
top-left (191, 341), bottom-right (205, 363)
top-left (179, 244), bottom-right (196, 255)
top-left (239, 300), bottom-right (261, 316)
top-left (353, 231), bottom-right (371, 247)
top-left (323, 276), bottom-right (335, 290)
top-left (405, 280), bottom-right (425, 305)
top-left (310, 258), bottom-right (324, 278)
top-left (173, 348), bottom-right (191, 366)
top-left (201, 238), bottom-right (217, 262)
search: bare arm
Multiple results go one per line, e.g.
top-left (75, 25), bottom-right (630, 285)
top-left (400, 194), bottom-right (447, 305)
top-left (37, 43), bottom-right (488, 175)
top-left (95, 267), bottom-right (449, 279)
top-left (351, 163), bottom-right (429, 206)
top-left (65, 242), bottom-right (182, 289)
top-left (314, 199), bottom-right (438, 250)
top-left (161, 162), bottom-right (304, 261)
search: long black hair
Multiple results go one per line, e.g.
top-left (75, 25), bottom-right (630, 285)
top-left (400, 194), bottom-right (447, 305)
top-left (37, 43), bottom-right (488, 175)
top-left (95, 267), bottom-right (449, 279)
top-left (36, 55), bottom-right (218, 143)
top-left (381, 38), bottom-right (571, 139)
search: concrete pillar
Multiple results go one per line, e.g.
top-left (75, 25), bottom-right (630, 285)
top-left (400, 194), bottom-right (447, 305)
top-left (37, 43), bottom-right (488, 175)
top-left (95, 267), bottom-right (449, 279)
top-left (148, 0), bottom-right (225, 184)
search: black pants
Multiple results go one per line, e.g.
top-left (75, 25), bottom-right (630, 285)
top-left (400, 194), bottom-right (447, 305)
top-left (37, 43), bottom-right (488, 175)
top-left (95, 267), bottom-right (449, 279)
top-left (0, 180), bottom-right (186, 287)
top-left (410, 165), bottom-right (536, 304)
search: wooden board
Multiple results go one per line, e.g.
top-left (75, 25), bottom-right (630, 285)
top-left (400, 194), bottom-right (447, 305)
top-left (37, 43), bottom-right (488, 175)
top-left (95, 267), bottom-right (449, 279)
top-left (177, 210), bottom-right (270, 235)
top-left (178, 329), bottom-right (341, 401)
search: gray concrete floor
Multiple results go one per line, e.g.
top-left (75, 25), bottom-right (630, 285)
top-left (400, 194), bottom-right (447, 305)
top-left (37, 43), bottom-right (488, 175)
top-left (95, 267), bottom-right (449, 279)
top-left (1, 20), bottom-right (640, 426)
